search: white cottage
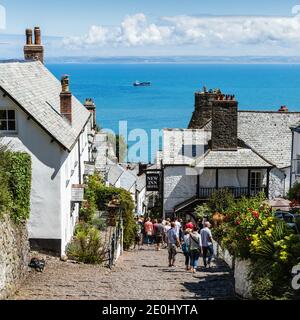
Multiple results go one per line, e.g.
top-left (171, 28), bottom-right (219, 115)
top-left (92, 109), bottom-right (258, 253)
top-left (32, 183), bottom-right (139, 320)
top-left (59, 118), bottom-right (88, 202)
top-left (161, 89), bottom-right (300, 217)
top-left (0, 28), bottom-right (95, 255)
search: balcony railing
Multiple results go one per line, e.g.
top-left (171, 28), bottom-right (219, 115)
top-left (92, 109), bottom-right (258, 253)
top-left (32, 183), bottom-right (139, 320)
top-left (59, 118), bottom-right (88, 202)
top-left (198, 187), bottom-right (267, 199)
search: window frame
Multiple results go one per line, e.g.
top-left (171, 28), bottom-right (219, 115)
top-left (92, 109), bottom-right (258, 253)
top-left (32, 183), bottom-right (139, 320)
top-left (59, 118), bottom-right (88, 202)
top-left (0, 108), bottom-right (17, 133)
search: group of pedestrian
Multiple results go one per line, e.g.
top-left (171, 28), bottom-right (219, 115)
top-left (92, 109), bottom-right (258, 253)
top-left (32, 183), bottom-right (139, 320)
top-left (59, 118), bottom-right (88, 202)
top-left (134, 215), bottom-right (214, 273)
top-left (182, 222), bottom-right (214, 273)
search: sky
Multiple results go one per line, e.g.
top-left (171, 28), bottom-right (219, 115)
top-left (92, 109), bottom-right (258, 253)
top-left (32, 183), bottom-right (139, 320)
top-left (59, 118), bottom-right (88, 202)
top-left (1, 0), bottom-right (300, 58)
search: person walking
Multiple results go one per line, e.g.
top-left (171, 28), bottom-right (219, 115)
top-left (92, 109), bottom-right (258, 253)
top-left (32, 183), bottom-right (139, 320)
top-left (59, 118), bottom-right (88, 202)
top-left (134, 216), bottom-right (143, 250)
top-left (163, 221), bottom-right (171, 248)
top-left (200, 221), bottom-right (214, 269)
top-left (189, 226), bottom-right (202, 273)
top-left (185, 219), bottom-right (194, 230)
top-left (167, 222), bottom-right (180, 267)
top-left (155, 219), bottom-right (165, 251)
top-left (144, 218), bottom-right (153, 246)
top-left (182, 228), bottom-right (192, 271)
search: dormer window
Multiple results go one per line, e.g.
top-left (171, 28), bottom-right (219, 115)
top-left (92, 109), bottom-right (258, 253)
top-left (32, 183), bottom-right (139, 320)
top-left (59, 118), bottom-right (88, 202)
top-left (0, 109), bottom-right (16, 132)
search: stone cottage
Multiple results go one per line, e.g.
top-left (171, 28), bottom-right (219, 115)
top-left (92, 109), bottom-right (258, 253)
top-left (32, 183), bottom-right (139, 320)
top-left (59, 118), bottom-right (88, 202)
top-left (161, 88), bottom-right (300, 217)
top-left (0, 27), bottom-right (95, 255)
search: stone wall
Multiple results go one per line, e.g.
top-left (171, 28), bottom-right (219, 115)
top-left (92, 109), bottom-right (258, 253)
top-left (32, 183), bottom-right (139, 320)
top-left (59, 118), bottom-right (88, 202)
top-left (269, 168), bottom-right (286, 199)
top-left (188, 91), bottom-right (216, 129)
top-left (214, 241), bottom-right (252, 299)
top-left (0, 214), bottom-right (30, 300)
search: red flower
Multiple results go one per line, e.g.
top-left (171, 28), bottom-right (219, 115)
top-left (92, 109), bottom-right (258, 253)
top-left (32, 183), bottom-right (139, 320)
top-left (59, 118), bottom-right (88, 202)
top-left (236, 220), bottom-right (241, 225)
top-left (252, 211), bottom-right (260, 219)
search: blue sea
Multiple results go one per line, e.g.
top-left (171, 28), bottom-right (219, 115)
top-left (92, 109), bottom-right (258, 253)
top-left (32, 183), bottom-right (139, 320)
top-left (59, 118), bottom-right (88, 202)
top-left (48, 64), bottom-right (300, 162)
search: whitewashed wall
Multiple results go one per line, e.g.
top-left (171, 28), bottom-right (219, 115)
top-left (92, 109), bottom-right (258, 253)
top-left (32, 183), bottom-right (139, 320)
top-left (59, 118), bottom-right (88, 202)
top-left (0, 90), bottom-right (92, 255)
top-left (0, 91), bottom-right (62, 241)
top-left (291, 131), bottom-right (300, 187)
top-left (137, 187), bottom-right (146, 216)
top-left (164, 166), bottom-right (197, 213)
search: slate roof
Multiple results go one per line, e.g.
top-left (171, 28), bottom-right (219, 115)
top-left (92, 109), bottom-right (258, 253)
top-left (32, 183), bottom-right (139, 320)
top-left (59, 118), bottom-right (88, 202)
top-left (238, 111), bottom-right (300, 168)
top-left (198, 148), bottom-right (273, 168)
top-left (0, 60), bottom-right (91, 151)
top-left (196, 111), bottom-right (300, 169)
top-left (107, 160), bottom-right (137, 192)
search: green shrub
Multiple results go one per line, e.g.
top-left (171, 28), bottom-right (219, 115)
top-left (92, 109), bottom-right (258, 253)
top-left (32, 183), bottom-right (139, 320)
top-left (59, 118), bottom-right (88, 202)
top-left (195, 203), bottom-right (211, 220)
top-left (67, 222), bottom-right (105, 264)
top-left (0, 144), bottom-right (31, 223)
top-left (251, 275), bottom-right (274, 300)
top-left (81, 173), bottom-right (136, 251)
top-left (208, 188), bottom-right (235, 214)
top-left (288, 181), bottom-right (300, 201)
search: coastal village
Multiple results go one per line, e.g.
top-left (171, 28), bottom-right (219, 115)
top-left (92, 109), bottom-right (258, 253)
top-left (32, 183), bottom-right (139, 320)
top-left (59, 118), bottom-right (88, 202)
top-left (0, 27), bottom-right (300, 301)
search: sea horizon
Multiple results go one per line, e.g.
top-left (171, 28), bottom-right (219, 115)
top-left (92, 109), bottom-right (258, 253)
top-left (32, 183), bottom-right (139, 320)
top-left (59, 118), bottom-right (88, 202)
top-left (47, 63), bottom-right (300, 162)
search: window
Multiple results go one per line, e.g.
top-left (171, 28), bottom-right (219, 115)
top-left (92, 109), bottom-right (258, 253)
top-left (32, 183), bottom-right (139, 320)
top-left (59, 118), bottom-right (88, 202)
top-left (250, 171), bottom-right (262, 194)
top-left (0, 109), bottom-right (16, 132)
top-left (192, 145), bottom-right (197, 157)
top-left (296, 155), bottom-right (300, 175)
top-left (182, 144), bottom-right (185, 156)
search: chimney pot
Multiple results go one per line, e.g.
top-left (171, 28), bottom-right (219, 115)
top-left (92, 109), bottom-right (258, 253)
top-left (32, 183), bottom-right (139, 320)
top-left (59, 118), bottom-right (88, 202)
top-left (278, 105), bottom-right (288, 112)
top-left (26, 29), bottom-right (33, 45)
top-left (34, 27), bottom-right (41, 45)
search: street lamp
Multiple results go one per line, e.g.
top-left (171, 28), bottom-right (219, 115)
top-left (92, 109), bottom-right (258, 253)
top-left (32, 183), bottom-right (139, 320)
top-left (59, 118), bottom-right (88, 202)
top-left (91, 146), bottom-right (98, 162)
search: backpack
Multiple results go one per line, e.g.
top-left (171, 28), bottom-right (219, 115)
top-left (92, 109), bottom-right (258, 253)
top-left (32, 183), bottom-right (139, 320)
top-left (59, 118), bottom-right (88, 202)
top-left (181, 242), bottom-right (189, 254)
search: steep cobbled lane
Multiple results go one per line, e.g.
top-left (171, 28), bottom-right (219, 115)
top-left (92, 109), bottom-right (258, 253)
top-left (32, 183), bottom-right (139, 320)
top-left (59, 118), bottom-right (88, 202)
top-left (14, 246), bottom-right (236, 300)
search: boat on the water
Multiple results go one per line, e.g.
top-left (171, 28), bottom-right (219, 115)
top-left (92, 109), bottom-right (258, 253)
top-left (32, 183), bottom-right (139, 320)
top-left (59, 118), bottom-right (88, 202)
top-left (133, 81), bottom-right (151, 87)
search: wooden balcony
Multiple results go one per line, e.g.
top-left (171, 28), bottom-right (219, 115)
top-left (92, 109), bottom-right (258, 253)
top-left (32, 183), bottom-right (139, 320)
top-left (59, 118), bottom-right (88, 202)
top-left (198, 187), bottom-right (267, 199)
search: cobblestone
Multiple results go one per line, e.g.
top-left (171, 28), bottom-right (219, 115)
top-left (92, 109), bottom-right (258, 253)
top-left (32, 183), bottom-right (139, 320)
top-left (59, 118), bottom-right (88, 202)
top-left (13, 246), bottom-right (237, 300)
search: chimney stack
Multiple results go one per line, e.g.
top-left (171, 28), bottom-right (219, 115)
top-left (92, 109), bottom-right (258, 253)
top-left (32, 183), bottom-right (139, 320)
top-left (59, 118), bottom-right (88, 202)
top-left (24, 26), bottom-right (44, 64)
top-left (188, 88), bottom-right (218, 129)
top-left (211, 94), bottom-right (238, 150)
top-left (84, 98), bottom-right (97, 129)
top-left (60, 75), bottom-right (72, 125)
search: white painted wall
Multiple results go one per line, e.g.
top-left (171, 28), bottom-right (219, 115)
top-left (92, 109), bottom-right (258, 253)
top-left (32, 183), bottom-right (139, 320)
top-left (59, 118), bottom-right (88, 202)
top-left (0, 91), bottom-right (62, 240)
top-left (164, 166), bottom-right (197, 213)
top-left (0, 89), bottom-right (92, 255)
top-left (136, 187), bottom-right (146, 216)
top-left (291, 131), bottom-right (300, 187)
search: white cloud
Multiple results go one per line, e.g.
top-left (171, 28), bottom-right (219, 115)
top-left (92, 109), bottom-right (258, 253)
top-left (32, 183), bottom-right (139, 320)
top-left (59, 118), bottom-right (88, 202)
top-left (63, 12), bottom-right (300, 53)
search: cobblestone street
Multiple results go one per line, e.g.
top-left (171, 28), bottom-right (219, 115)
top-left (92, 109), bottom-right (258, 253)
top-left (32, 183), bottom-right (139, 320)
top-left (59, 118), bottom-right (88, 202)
top-left (14, 246), bottom-right (236, 300)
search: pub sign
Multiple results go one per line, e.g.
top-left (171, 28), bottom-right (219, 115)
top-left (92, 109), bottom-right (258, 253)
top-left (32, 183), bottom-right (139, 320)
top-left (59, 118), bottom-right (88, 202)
top-left (146, 173), bottom-right (160, 192)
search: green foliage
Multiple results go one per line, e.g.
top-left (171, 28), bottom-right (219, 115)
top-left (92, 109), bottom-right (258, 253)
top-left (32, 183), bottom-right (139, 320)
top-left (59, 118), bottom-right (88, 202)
top-left (0, 144), bottom-right (12, 217)
top-left (0, 143), bottom-right (31, 223)
top-left (81, 173), bottom-right (136, 251)
top-left (80, 173), bottom-right (103, 223)
top-left (6, 152), bottom-right (32, 223)
top-left (212, 190), bottom-right (300, 300)
top-left (92, 183), bottom-right (136, 250)
top-left (287, 181), bottom-right (300, 201)
top-left (195, 203), bottom-right (211, 220)
top-left (208, 188), bottom-right (235, 214)
top-left (67, 222), bottom-right (105, 264)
